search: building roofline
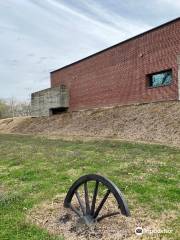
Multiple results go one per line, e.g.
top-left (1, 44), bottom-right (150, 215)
top-left (50, 17), bottom-right (180, 74)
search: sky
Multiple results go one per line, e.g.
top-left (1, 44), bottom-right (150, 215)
top-left (0, 0), bottom-right (179, 102)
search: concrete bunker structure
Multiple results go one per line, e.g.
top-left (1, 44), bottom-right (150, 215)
top-left (31, 85), bottom-right (69, 117)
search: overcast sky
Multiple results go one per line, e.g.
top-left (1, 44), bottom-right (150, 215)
top-left (0, 0), bottom-right (179, 101)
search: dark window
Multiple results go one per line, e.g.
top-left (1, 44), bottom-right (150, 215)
top-left (49, 107), bottom-right (68, 116)
top-left (148, 70), bottom-right (172, 88)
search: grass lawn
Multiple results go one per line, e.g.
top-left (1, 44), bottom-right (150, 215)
top-left (0, 134), bottom-right (179, 239)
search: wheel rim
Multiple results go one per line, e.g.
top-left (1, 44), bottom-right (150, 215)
top-left (64, 174), bottom-right (130, 224)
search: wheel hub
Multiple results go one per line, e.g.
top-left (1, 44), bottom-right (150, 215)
top-left (79, 214), bottom-right (95, 225)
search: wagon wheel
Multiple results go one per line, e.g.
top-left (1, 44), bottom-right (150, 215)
top-left (64, 174), bottom-right (130, 225)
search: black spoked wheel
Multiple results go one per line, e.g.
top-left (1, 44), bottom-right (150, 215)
top-left (64, 174), bottom-right (130, 225)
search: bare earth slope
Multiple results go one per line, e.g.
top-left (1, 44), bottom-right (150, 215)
top-left (0, 101), bottom-right (180, 146)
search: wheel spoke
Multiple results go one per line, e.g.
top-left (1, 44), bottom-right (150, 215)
top-left (96, 211), bottom-right (120, 222)
top-left (93, 189), bottom-right (111, 219)
top-left (84, 182), bottom-right (90, 214)
top-left (91, 181), bottom-right (99, 215)
top-left (75, 190), bottom-right (86, 215)
top-left (70, 204), bottom-right (83, 218)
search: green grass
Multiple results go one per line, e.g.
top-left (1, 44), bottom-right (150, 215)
top-left (0, 134), bottom-right (179, 239)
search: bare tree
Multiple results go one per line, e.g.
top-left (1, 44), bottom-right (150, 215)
top-left (0, 98), bottom-right (31, 119)
top-left (0, 99), bottom-right (9, 118)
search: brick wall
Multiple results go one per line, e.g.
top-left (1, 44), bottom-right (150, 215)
top-left (51, 18), bottom-right (180, 111)
top-left (178, 55), bottom-right (180, 100)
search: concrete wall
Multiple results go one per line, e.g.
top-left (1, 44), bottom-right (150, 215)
top-left (31, 86), bottom-right (69, 117)
top-left (51, 18), bottom-right (180, 111)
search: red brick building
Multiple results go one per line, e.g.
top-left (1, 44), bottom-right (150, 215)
top-left (31, 18), bottom-right (180, 116)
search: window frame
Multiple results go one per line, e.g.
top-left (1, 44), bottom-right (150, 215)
top-left (146, 69), bottom-right (173, 89)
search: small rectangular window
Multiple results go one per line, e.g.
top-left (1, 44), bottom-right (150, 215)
top-left (148, 70), bottom-right (172, 88)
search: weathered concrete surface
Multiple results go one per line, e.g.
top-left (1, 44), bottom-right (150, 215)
top-left (31, 86), bottom-right (69, 117)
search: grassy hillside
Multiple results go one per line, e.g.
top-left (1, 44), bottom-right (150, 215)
top-left (0, 134), bottom-right (179, 239)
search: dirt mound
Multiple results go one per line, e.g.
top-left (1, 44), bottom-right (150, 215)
top-left (27, 195), bottom-right (175, 240)
top-left (0, 101), bottom-right (180, 146)
top-left (0, 117), bottom-right (29, 133)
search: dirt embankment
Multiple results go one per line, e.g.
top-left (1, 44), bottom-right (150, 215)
top-left (0, 101), bottom-right (180, 146)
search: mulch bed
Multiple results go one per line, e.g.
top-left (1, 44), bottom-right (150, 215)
top-left (26, 195), bottom-right (175, 240)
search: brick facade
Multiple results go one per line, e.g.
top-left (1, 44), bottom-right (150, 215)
top-left (51, 18), bottom-right (180, 111)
